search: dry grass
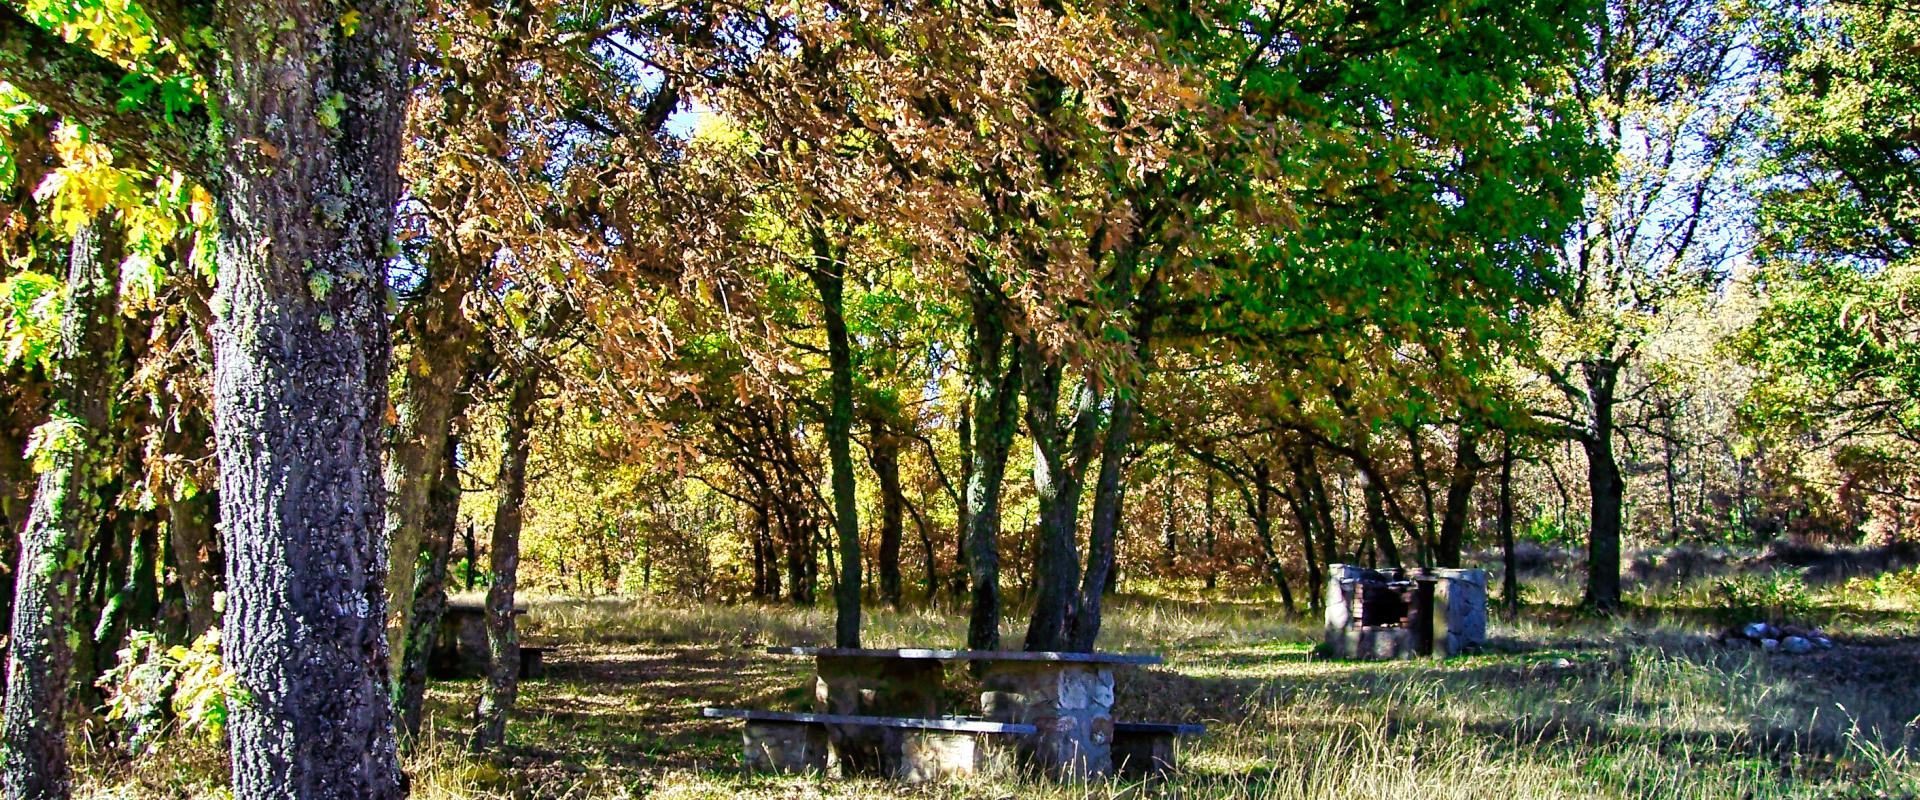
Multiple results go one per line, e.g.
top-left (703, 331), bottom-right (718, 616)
top-left (76, 575), bottom-right (1920, 800)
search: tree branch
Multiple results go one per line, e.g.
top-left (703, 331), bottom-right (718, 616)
top-left (0, 4), bottom-right (208, 173)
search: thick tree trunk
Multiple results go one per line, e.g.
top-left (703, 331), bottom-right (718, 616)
top-left (807, 243), bottom-right (862, 648)
top-left (204, 0), bottom-right (411, 795)
top-left (1583, 360), bottom-right (1624, 611)
top-left (1435, 430), bottom-right (1481, 569)
top-left (472, 370), bottom-right (539, 751)
top-left (964, 296), bottom-right (1020, 650)
top-left (1065, 389), bottom-right (1135, 652)
top-left (869, 427), bottom-right (904, 609)
top-left (398, 390), bottom-right (472, 741)
top-left (2, 217), bottom-right (123, 800)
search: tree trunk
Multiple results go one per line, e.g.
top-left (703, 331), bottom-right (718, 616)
top-left (202, 1), bottom-right (411, 794)
top-left (1500, 438), bottom-right (1519, 618)
top-left (808, 237), bottom-right (862, 648)
top-left (1301, 452), bottom-right (1340, 570)
top-left (1065, 389), bottom-right (1135, 652)
top-left (1283, 473), bottom-right (1324, 614)
top-left (1244, 465), bottom-right (1294, 614)
top-left (1361, 470), bottom-right (1401, 568)
top-left (398, 386), bottom-right (472, 742)
top-left (2, 216), bottom-right (122, 800)
top-left (1021, 354), bottom-right (1097, 652)
top-left (471, 369), bottom-right (539, 751)
top-left (1203, 469), bottom-right (1218, 590)
top-left (964, 294), bottom-right (1020, 650)
top-left (1435, 429), bottom-right (1481, 569)
top-left (1583, 359), bottom-right (1624, 611)
top-left (166, 481), bottom-right (219, 638)
top-left (380, 259), bottom-right (476, 678)
top-left (869, 426), bottom-right (904, 609)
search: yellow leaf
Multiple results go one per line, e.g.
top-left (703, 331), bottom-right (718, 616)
top-left (340, 9), bottom-right (361, 36)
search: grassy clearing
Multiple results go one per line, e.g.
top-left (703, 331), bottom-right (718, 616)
top-left (78, 567), bottom-right (1920, 799)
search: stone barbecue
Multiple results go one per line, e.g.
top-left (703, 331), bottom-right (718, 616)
top-left (1323, 564), bottom-right (1487, 659)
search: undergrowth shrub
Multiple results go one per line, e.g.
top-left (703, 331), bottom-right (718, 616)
top-left (1710, 571), bottom-right (1815, 621)
top-left (98, 628), bottom-right (234, 755)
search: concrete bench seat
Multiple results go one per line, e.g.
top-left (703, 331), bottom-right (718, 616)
top-left (1113, 721), bottom-right (1205, 779)
top-left (518, 645), bottom-right (552, 679)
top-left (702, 708), bottom-right (1035, 780)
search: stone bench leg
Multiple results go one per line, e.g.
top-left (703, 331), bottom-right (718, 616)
top-left (742, 721), bottom-right (828, 773)
top-left (893, 730), bottom-right (987, 782)
top-left (815, 656), bottom-right (946, 775)
top-left (517, 648), bottom-right (545, 679)
top-left (979, 663), bottom-right (1114, 780)
top-left (1113, 731), bottom-right (1176, 779)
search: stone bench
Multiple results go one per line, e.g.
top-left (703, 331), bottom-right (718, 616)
top-left (702, 708), bottom-right (1036, 781)
top-left (1113, 721), bottom-right (1205, 779)
top-left (519, 645), bottom-right (552, 679)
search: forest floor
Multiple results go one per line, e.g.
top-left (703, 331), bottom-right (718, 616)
top-left (86, 561), bottom-right (1920, 799)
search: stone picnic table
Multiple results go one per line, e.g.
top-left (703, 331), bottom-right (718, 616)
top-left (766, 646), bottom-right (1165, 779)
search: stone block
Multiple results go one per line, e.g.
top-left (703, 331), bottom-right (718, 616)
top-left (978, 662), bottom-right (1114, 779)
top-left (894, 731), bottom-right (980, 782)
top-left (743, 721), bottom-right (828, 773)
top-left (1432, 568), bottom-right (1488, 656)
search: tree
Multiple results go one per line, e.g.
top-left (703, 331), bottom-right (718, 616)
top-left (1533, 0), bottom-right (1760, 610)
top-left (1729, 0), bottom-right (1920, 545)
top-left (0, 0), bottom-right (413, 793)
top-left (2, 213), bottom-right (123, 799)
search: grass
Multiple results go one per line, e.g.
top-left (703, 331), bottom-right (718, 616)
top-left (77, 566), bottom-right (1920, 799)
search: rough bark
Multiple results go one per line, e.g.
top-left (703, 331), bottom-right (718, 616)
top-left (398, 387), bottom-right (472, 742)
top-left (1582, 360), bottom-right (1625, 611)
top-left (869, 426), bottom-right (905, 609)
top-left (471, 369), bottom-right (539, 751)
top-left (964, 296), bottom-right (1020, 650)
top-left (1, 217), bottom-right (123, 800)
top-left (182, 0), bottom-right (413, 794)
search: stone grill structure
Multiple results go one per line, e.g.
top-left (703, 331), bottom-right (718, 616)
top-left (1324, 564), bottom-right (1488, 659)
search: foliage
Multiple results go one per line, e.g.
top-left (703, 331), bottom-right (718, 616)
top-left (0, 269), bottom-right (61, 368)
top-left (1710, 570), bottom-right (1814, 621)
top-left (98, 627), bottom-right (234, 756)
